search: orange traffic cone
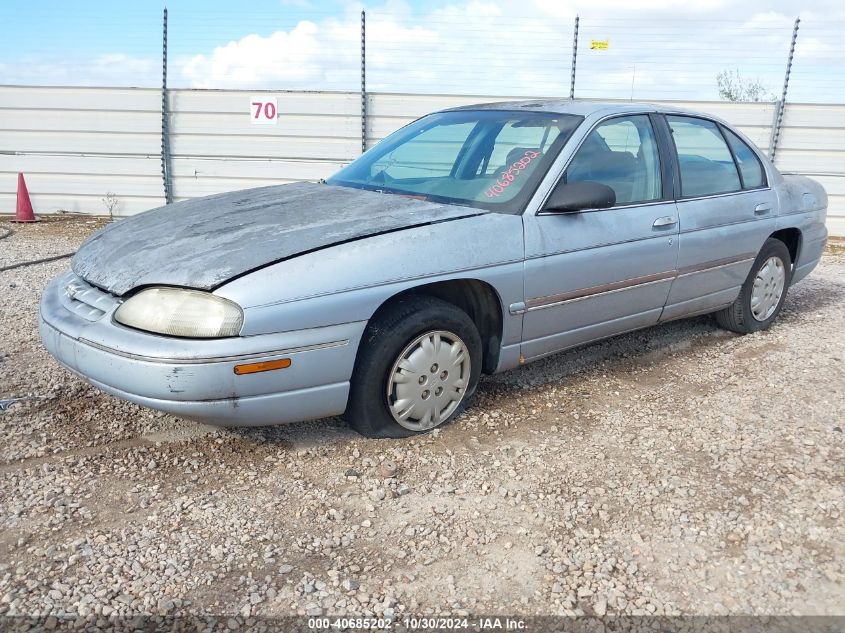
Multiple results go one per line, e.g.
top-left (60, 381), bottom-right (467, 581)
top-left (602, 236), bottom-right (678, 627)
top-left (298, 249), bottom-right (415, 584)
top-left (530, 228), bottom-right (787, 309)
top-left (14, 173), bottom-right (37, 223)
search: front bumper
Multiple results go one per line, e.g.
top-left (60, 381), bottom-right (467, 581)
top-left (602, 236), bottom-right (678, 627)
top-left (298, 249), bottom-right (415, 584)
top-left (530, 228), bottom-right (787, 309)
top-left (39, 271), bottom-right (366, 426)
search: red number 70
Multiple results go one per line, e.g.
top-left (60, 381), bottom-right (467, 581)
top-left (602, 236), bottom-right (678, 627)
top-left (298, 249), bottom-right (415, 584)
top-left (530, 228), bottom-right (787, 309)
top-left (252, 101), bottom-right (276, 119)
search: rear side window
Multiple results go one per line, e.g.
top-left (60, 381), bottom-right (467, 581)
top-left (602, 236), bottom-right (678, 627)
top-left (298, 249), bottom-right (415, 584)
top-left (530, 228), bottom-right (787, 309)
top-left (722, 127), bottom-right (766, 189)
top-left (667, 116), bottom-right (742, 198)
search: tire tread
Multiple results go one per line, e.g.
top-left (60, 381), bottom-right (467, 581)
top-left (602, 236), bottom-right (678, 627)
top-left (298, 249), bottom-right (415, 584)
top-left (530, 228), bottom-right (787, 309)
top-left (346, 294), bottom-right (482, 439)
top-left (714, 237), bottom-right (792, 334)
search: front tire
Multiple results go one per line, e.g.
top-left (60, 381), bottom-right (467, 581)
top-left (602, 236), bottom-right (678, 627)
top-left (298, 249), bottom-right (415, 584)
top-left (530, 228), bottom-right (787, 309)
top-left (715, 238), bottom-right (792, 334)
top-left (346, 295), bottom-right (482, 439)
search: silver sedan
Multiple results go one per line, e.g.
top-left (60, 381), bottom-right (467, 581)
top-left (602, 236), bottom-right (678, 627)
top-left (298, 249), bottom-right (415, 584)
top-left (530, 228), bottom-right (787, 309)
top-left (40, 101), bottom-right (828, 438)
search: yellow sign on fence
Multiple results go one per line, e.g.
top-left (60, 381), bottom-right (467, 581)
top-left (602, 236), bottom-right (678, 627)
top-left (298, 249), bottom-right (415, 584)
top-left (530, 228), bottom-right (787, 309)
top-left (590, 40), bottom-right (610, 50)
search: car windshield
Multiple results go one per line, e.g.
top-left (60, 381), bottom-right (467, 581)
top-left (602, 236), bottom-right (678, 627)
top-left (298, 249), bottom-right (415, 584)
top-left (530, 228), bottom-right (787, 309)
top-left (327, 110), bottom-right (583, 214)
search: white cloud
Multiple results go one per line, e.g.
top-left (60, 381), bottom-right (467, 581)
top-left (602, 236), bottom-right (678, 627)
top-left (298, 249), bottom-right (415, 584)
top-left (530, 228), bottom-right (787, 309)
top-left (532, 0), bottom-right (726, 18)
top-left (0, 53), bottom-right (158, 87)
top-left (182, 21), bottom-right (334, 89)
top-left (173, 1), bottom-right (830, 100)
top-left (0, 0), bottom-right (841, 102)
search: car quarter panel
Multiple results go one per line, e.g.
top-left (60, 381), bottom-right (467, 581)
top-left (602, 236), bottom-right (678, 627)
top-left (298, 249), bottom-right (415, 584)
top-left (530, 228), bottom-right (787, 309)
top-left (775, 174), bottom-right (829, 284)
top-left (214, 213), bottom-right (526, 372)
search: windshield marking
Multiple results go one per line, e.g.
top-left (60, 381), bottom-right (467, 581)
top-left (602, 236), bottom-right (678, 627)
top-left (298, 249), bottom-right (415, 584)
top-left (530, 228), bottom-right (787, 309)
top-left (327, 110), bottom-right (584, 215)
top-left (485, 149), bottom-right (542, 198)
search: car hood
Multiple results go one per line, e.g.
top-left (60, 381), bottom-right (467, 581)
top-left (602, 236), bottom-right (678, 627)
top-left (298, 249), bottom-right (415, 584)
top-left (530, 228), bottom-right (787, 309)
top-left (71, 182), bottom-right (485, 296)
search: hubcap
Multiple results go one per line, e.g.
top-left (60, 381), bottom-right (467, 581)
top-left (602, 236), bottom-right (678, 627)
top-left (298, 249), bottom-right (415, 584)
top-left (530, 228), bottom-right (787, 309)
top-left (386, 330), bottom-right (471, 432)
top-left (750, 256), bottom-right (786, 322)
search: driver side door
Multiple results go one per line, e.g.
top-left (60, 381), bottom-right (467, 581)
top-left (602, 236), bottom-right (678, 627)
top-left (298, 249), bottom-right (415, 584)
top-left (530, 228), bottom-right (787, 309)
top-left (520, 113), bottom-right (680, 361)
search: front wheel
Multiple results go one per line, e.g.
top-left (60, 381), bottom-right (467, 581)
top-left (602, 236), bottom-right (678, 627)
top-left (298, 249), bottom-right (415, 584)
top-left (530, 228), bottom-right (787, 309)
top-left (346, 295), bottom-right (482, 438)
top-left (715, 238), bottom-right (792, 334)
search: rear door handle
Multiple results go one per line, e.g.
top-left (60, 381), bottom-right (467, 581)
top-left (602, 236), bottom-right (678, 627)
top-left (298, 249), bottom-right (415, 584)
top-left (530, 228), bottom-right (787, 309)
top-left (653, 216), bottom-right (677, 229)
top-left (754, 204), bottom-right (772, 215)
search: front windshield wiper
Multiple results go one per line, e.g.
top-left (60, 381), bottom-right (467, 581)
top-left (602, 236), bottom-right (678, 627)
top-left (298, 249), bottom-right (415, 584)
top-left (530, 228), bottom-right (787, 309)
top-left (327, 179), bottom-right (488, 211)
top-left (329, 179), bottom-right (426, 200)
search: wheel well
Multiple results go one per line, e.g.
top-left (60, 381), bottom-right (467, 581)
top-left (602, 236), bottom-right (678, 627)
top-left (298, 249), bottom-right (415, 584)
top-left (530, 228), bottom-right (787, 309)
top-left (770, 228), bottom-right (802, 264)
top-left (373, 279), bottom-right (504, 374)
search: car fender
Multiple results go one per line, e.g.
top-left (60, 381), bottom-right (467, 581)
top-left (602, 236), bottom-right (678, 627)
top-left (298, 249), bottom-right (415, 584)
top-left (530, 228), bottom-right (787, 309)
top-left (215, 212), bottom-right (526, 354)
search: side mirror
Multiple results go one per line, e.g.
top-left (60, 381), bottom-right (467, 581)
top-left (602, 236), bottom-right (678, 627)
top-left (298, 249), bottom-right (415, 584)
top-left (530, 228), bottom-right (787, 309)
top-left (543, 180), bottom-right (616, 213)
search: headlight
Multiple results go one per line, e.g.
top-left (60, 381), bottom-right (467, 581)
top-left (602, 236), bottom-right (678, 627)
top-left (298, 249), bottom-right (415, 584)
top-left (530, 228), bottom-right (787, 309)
top-left (114, 288), bottom-right (243, 338)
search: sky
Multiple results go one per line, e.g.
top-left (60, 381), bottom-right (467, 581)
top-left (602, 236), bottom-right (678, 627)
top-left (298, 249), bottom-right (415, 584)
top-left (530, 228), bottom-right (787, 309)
top-left (0, 0), bottom-right (843, 101)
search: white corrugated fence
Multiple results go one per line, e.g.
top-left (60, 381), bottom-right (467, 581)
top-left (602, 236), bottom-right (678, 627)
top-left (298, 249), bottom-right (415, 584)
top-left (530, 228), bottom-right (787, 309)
top-left (1, 85), bottom-right (842, 236)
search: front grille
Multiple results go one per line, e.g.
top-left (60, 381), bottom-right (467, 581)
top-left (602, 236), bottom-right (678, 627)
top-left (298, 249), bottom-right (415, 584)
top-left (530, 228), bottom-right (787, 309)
top-left (59, 273), bottom-right (121, 322)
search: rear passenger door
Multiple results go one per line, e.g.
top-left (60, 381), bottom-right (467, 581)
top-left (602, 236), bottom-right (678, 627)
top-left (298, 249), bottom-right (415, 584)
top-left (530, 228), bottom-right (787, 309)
top-left (661, 115), bottom-right (777, 321)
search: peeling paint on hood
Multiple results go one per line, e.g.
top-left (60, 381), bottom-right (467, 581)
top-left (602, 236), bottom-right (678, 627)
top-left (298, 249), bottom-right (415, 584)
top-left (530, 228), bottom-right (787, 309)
top-left (71, 182), bottom-right (485, 296)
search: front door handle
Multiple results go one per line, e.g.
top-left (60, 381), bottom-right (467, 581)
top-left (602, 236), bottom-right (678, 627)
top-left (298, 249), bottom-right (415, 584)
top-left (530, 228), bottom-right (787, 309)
top-left (754, 204), bottom-right (772, 215)
top-left (653, 216), bottom-right (677, 229)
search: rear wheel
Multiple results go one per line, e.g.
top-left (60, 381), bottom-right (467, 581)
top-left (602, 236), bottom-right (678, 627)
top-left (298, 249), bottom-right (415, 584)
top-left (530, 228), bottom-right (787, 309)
top-left (346, 295), bottom-right (482, 438)
top-left (715, 238), bottom-right (791, 334)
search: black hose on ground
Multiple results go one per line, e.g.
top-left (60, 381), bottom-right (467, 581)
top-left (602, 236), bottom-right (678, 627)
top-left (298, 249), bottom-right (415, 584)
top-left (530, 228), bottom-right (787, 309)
top-left (0, 252), bottom-right (76, 273)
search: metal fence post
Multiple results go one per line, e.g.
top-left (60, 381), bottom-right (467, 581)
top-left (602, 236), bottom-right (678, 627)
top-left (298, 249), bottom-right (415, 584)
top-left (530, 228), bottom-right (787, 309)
top-left (160, 7), bottom-right (173, 204)
top-left (360, 10), bottom-right (367, 155)
top-left (767, 99), bottom-right (782, 158)
top-left (570, 15), bottom-right (579, 99)
top-left (770, 16), bottom-right (800, 164)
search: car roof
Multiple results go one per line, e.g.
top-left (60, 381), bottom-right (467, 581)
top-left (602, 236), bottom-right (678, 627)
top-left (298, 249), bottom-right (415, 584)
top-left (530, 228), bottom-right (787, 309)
top-left (441, 99), bottom-right (708, 119)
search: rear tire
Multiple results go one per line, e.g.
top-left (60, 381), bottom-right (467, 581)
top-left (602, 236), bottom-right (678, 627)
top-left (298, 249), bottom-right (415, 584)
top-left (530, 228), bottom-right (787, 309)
top-left (715, 238), bottom-right (792, 334)
top-left (346, 295), bottom-right (482, 439)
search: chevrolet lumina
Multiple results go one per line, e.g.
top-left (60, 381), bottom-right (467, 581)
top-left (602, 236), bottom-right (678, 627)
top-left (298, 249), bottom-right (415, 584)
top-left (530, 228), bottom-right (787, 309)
top-left (39, 101), bottom-right (828, 438)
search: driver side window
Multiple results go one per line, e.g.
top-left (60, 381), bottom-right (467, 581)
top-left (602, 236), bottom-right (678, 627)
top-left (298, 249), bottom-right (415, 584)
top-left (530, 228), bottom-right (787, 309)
top-left (565, 115), bottom-right (662, 206)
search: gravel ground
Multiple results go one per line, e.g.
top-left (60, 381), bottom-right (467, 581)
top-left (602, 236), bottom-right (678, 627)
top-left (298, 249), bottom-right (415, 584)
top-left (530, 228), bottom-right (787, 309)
top-left (0, 216), bottom-right (108, 269)
top-left (0, 218), bottom-right (843, 620)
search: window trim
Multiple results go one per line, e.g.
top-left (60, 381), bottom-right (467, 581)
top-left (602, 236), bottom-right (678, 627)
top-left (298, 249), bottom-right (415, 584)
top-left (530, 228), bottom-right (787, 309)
top-left (650, 113), bottom-right (678, 200)
top-left (538, 112), bottom-right (669, 214)
top-left (719, 123), bottom-right (747, 190)
top-left (718, 123), bottom-right (769, 191)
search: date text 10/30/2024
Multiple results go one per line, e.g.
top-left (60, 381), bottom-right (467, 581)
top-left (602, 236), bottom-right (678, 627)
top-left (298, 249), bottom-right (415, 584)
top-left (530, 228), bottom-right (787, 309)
top-left (308, 617), bottom-right (527, 630)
